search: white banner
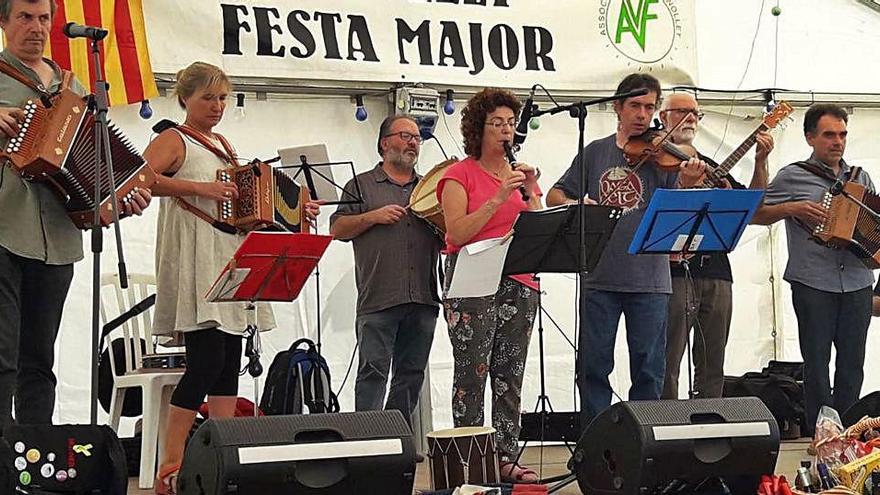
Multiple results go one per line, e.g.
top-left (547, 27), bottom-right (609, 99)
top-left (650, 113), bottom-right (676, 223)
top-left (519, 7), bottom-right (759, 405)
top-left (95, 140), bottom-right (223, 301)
top-left (143, 0), bottom-right (698, 89)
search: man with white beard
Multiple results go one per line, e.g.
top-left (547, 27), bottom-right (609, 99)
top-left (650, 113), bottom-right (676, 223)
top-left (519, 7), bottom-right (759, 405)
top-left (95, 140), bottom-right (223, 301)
top-left (659, 92), bottom-right (774, 400)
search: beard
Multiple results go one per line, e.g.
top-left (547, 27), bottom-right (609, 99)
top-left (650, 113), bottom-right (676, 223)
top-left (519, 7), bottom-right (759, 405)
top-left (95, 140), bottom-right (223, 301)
top-left (386, 148), bottom-right (418, 169)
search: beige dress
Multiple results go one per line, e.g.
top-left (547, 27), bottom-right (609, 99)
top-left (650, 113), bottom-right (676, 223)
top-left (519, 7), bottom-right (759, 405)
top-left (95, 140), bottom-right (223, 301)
top-left (153, 129), bottom-right (274, 344)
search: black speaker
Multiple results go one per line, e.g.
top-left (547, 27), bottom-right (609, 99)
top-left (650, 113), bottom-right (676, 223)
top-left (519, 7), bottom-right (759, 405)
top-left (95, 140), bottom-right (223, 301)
top-left (571, 397), bottom-right (780, 495)
top-left (177, 410), bottom-right (415, 495)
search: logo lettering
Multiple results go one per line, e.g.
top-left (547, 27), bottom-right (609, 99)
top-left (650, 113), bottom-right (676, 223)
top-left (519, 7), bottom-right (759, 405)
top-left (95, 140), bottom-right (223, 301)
top-left (615, 0), bottom-right (659, 52)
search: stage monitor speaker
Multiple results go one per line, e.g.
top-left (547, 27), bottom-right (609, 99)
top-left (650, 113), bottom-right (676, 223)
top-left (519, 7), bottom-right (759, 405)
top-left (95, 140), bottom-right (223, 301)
top-left (177, 410), bottom-right (415, 495)
top-left (571, 397), bottom-right (780, 495)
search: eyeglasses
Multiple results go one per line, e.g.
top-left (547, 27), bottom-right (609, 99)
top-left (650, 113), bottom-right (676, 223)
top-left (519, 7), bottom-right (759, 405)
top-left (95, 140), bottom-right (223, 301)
top-left (384, 131), bottom-right (423, 144)
top-left (666, 108), bottom-right (705, 121)
top-left (485, 118), bottom-right (517, 129)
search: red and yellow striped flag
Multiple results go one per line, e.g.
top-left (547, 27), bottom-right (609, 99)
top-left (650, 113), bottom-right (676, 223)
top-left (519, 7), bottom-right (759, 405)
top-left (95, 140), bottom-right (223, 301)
top-left (45, 0), bottom-right (158, 106)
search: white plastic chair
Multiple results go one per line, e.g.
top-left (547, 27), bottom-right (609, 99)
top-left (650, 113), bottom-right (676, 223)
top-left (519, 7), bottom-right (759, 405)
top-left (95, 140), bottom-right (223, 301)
top-left (99, 272), bottom-right (184, 490)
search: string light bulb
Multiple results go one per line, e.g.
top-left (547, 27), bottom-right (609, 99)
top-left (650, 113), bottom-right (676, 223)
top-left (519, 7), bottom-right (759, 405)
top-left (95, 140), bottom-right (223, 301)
top-left (138, 100), bottom-right (153, 120)
top-left (355, 95), bottom-right (368, 122)
top-left (443, 89), bottom-right (455, 115)
top-left (234, 93), bottom-right (246, 121)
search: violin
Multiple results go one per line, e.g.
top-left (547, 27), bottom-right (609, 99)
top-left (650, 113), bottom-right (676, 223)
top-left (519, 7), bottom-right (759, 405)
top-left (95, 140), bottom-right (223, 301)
top-left (623, 129), bottom-right (698, 172)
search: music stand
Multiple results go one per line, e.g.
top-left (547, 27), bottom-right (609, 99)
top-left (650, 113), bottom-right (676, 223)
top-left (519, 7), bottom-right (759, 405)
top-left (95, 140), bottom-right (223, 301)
top-left (629, 188), bottom-right (763, 398)
top-left (501, 204), bottom-right (620, 480)
top-left (503, 204), bottom-right (623, 276)
top-left (272, 149), bottom-right (361, 357)
top-left (206, 231), bottom-right (332, 415)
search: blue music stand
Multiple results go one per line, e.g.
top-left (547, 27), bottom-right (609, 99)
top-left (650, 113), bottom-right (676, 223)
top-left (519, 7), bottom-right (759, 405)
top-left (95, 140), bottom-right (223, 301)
top-left (628, 189), bottom-right (764, 256)
top-left (628, 188), bottom-right (763, 400)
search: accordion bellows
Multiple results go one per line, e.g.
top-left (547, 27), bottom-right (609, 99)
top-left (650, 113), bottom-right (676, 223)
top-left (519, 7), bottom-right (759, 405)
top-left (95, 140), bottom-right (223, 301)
top-left (2, 88), bottom-right (154, 229)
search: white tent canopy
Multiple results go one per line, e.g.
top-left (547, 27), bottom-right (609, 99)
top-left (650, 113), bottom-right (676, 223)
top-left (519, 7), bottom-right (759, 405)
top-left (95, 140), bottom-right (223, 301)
top-left (24, 0), bottom-right (880, 432)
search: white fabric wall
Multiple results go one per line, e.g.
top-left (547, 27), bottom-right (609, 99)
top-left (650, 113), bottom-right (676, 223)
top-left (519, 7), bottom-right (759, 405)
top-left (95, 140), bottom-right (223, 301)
top-left (53, 97), bottom-right (880, 434)
top-left (45, 0), bottom-right (880, 431)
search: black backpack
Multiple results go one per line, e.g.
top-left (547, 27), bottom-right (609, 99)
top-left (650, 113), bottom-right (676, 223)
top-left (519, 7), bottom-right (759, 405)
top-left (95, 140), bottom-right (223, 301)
top-left (260, 338), bottom-right (339, 415)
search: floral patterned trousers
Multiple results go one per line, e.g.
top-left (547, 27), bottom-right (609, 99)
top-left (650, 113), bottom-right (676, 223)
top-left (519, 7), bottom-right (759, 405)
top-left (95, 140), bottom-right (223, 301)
top-left (443, 254), bottom-right (538, 459)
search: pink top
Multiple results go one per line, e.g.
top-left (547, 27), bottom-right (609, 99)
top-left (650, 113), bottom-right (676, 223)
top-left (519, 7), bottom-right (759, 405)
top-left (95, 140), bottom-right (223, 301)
top-left (437, 156), bottom-right (540, 291)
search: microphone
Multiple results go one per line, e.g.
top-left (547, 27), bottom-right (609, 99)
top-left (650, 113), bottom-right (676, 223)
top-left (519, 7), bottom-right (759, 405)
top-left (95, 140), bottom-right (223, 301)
top-left (513, 85), bottom-right (537, 147)
top-left (830, 180), bottom-right (845, 196)
top-left (62, 22), bottom-right (108, 41)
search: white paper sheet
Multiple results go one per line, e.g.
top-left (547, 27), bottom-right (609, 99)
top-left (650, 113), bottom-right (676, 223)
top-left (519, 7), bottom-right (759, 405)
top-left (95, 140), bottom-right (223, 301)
top-left (205, 267), bottom-right (251, 302)
top-left (446, 237), bottom-right (512, 298)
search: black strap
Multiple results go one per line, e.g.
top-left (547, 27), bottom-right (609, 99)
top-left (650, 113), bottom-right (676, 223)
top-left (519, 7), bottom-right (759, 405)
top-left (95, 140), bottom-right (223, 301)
top-left (793, 160), bottom-right (838, 182)
top-left (100, 294), bottom-right (156, 341)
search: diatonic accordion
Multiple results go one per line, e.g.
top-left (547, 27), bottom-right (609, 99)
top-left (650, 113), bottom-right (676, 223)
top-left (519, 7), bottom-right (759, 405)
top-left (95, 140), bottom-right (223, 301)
top-left (1, 88), bottom-right (154, 229)
top-left (813, 180), bottom-right (880, 268)
top-left (216, 161), bottom-right (311, 233)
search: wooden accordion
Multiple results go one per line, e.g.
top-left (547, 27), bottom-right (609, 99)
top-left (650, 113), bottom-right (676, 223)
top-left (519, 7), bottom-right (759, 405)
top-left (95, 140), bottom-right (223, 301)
top-left (1, 88), bottom-right (154, 229)
top-left (813, 179), bottom-right (880, 268)
top-left (216, 161), bottom-right (312, 233)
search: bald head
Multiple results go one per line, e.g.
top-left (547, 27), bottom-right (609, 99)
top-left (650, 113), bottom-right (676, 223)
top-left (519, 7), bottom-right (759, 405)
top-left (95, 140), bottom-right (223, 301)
top-left (660, 93), bottom-right (701, 145)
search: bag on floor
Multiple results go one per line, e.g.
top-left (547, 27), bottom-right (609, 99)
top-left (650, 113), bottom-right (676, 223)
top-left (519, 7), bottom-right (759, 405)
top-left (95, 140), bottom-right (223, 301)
top-left (0, 424), bottom-right (127, 494)
top-left (260, 338), bottom-right (339, 415)
top-left (723, 370), bottom-right (805, 439)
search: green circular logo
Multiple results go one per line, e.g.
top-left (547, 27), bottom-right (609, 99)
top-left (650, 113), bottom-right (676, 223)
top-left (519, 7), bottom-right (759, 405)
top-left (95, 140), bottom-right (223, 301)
top-left (599, 0), bottom-right (681, 65)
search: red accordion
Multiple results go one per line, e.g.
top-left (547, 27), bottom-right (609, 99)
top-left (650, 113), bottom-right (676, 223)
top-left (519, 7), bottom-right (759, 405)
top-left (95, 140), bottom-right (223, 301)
top-left (1, 88), bottom-right (154, 229)
top-left (216, 161), bottom-right (312, 233)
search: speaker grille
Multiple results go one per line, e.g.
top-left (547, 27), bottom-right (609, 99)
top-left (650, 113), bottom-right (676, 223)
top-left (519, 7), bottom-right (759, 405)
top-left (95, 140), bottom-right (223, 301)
top-left (624, 397), bottom-right (775, 426)
top-left (209, 411), bottom-right (411, 446)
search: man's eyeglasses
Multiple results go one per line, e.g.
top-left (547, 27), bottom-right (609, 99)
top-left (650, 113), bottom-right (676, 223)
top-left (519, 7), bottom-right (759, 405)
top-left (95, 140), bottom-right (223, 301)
top-left (666, 108), bottom-right (705, 121)
top-left (485, 118), bottom-right (517, 129)
top-left (384, 131), bottom-right (423, 144)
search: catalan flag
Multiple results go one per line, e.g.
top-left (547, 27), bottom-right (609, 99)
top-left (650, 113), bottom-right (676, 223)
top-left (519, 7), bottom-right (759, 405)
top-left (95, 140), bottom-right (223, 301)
top-left (45, 0), bottom-right (158, 107)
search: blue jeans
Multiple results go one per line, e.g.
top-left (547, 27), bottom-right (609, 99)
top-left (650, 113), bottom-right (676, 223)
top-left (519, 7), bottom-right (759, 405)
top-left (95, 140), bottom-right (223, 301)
top-left (577, 289), bottom-right (669, 426)
top-left (354, 303), bottom-right (437, 422)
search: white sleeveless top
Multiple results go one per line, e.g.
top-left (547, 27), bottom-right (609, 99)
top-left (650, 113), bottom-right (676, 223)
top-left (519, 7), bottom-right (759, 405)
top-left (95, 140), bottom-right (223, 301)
top-left (152, 129), bottom-right (275, 344)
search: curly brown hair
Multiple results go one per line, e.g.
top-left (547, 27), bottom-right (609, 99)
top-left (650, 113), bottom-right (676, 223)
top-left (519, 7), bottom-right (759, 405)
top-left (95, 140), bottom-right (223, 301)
top-left (460, 88), bottom-right (522, 159)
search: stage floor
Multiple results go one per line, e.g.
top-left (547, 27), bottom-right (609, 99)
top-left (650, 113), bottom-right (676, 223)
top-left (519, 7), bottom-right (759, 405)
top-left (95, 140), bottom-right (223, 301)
top-left (127, 438), bottom-right (810, 494)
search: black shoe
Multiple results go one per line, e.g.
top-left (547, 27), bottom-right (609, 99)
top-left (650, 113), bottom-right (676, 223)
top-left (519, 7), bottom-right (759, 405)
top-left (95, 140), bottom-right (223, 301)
top-left (415, 452), bottom-right (425, 463)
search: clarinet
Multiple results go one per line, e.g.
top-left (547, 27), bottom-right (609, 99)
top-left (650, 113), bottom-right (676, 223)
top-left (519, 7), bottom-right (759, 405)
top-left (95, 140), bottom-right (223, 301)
top-left (502, 141), bottom-right (529, 202)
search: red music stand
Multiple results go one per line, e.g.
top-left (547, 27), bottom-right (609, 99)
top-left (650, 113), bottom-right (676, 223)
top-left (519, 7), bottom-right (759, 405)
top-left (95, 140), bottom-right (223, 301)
top-left (206, 231), bottom-right (332, 414)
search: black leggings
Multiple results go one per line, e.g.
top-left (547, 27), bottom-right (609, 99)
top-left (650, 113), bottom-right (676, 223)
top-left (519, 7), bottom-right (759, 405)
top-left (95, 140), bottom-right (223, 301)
top-left (170, 328), bottom-right (242, 411)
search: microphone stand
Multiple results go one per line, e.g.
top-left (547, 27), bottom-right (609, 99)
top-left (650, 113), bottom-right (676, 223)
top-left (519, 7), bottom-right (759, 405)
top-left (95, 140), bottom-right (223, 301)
top-left (524, 88), bottom-right (649, 493)
top-left (87, 34), bottom-right (128, 425)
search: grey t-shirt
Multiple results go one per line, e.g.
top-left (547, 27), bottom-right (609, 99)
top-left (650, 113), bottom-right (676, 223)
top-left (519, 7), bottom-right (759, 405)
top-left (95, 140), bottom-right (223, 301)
top-left (554, 134), bottom-right (678, 293)
top-left (764, 156), bottom-right (874, 293)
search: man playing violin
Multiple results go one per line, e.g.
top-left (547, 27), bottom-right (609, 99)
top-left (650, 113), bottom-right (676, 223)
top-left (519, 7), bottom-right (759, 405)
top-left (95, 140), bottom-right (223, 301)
top-left (658, 92), bottom-right (774, 401)
top-left (753, 103), bottom-right (872, 437)
top-left (330, 115), bottom-right (441, 433)
top-left (546, 73), bottom-right (705, 426)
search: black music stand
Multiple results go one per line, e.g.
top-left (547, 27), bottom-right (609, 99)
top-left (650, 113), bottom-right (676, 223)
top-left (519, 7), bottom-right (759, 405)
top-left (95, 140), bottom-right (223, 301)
top-left (206, 232), bottom-right (332, 414)
top-left (501, 204), bottom-right (621, 479)
top-left (629, 188), bottom-right (763, 399)
top-left (272, 154), bottom-right (362, 358)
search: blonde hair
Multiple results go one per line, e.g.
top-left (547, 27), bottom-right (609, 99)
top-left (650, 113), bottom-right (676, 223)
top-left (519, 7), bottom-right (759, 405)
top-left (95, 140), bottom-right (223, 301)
top-left (173, 62), bottom-right (231, 109)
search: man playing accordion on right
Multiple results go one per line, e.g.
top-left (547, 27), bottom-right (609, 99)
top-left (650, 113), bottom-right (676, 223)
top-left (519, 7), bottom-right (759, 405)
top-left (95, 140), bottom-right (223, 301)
top-left (753, 103), bottom-right (874, 437)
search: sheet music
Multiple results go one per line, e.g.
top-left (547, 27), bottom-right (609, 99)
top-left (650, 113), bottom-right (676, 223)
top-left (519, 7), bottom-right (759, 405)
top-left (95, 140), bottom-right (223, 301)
top-left (277, 144), bottom-right (339, 202)
top-left (447, 237), bottom-right (512, 298)
top-left (205, 267), bottom-right (251, 302)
